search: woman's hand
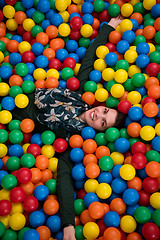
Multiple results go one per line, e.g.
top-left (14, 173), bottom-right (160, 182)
top-left (108, 14), bottom-right (124, 29)
top-left (63, 225), bottom-right (76, 240)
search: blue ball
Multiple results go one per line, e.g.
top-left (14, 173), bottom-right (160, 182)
top-left (1, 97), bottom-right (15, 111)
top-left (23, 229), bottom-right (40, 240)
top-left (26, 63), bottom-right (35, 75)
top-left (111, 178), bottom-right (127, 194)
top-left (45, 9), bottom-right (55, 20)
top-left (34, 185), bottom-right (49, 201)
top-left (156, 104), bottom-right (160, 118)
top-left (50, 13), bottom-right (63, 27)
top-left (46, 215), bottom-right (61, 233)
top-left (116, 40), bottom-right (130, 54)
top-left (23, 74), bottom-right (34, 82)
top-left (41, 20), bottom-right (51, 31)
top-left (135, 86), bottom-right (147, 97)
top-left (8, 144), bottom-right (23, 157)
top-left (56, 49), bottom-right (68, 62)
top-left (74, 179), bottom-right (86, 190)
top-left (104, 1), bottom-right (110, 10)
top-left (136, 42), bottom-right (150, 55)
top-left (105, 52), bottom-right (118, 66)
top-left (21, 0), bottom-right (33, 9)
top-left (104, 211), bottom-right (120, 228)
top-left (136, 54), bottom-right (150, 68)
top-left (81, 127), bottom-right (95, 140)
top-left (130, 19), bottom-right (139, 31)
top-left (140, 116), bottom-right (156, 127)
top-left (11, 35), bottom-right (22, 43)
top-left (66, 40), bottom-right (78, 52)
top-left (89, 70), bottom-right (102, 83)
top-left (0, 66), bottom-right (12, 80)
top-left (34, 55), bottom-right (49, 68)
top-left (72, 164), bottom-right (85, 181)
top-left (114, 138), bottom-right (130, 153)
top-left (29, 211), bottom-right (45, 228)
top-left (126, 204), bottom-right (139, 216)
top-left (0, 159), bottom-right (3, 169)
top-left (70, 148), bottom-right (84, 163)
top-left (68, 53), bottom-right (79, 63)
top-left (0, 170), bottom-right (8, 185)
top-left (81, 2), bottom-right (93, 14)
top-left (112, 165), bottom-right (122, 178)
top-left (31, 133), bottom-right (43, 146)
top-left (151, 136), bottom-right (160, 152)
top-left (76, 47), bottom-right (86, 60)
top-left (37, 0), bottom-right (50, 13)
top-left (69, 12), bottom-right (81, 21)
top-left (128, 107), bottom-right (143, 121)
top-left (123, 188), bottom-right (139, 205)
top-left (125, 116), bottom-right (133, 128)
top-left (55, 231), bottom-right (63, 240)
top-left (107, 192), bottom-right (121, 203)
top-left (83, 192), bottom-right (99, 208)
top-left (82, 14), bottom-right (94, 25)
top-left (26, 8), bottom-right (36, 18)
top-left (58, 80), bottom-right (67, 88)
top-left (137, 167), bottom-right (148, 179)
top-left (151, 4), bottom-right (160, 18)
top-left (31, 43), bottom-right (44, 56)
top-left (98, 172), bottom-right (113, 184)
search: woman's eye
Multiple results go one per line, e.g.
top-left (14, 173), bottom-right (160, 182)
top-left (102, 120), bottom-right (104, 126)
top-left (104, 108), bottom-right (107, 114)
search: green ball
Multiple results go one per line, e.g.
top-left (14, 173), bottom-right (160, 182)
top-left (32, 11), bottom-right (45, 24)
top-left (94, 132), bottom-right (107, 146)
top-left (41, 130), bottom-right (56, 145)
top-left (75, 225), bottom-right (84, 240)
top-left (5, 33), bottom-right (13, 40)
top-left (6, 156), bottom-right (20, 171)
top-left (15, 63), bottom-right (29, 77)
top-left (108, 4), bottom-right (120, 17)
top-left (133, 35), bottom-right (146, 46)
top-left (0, 41), bottom-right (6, 52)
top-left (0, 129), bottom-right (8, 143)
top-left (45, 179), bottom-right (57, 194)
top-left (79, 37), bottom-right (90, 48)
top-left (116, 60), bottom-right (129, 71)
top-left (1, 62), bottom-right (13, 69)
top-left (149, 51), bottom-right (160, 64)
top-left (0, 221), bottom-right (5, 238)
top-left (21, 80), bottom-right (35, 94)
top-left (134, 206), bottom-right (151, 224)
top-left (3, 50), bottom-right (10, 57)
top-left (18, 227), bottom-right (30, 240)
top-left (155, 31), bottom-right (160, 44)
top-left (1, 174), bottom-right (17, 190)
top-left (62, 36), bottom-right (70, 43)
top-left (9, 86), bottom-right (23, 98)
top-left (44, 43), bottom-right (50, 49)
top-left (155, 44), bottom-right (160, 52)
top-left (107, 142), bottom-right (116, 153)
top-left (152, 209), bottom-right (160, 227)
top-left (61, 67), bottom-right (74, 81)
top-left (84, 81), bottom-right (97, 93)
top-left (48, 0), bottom-right (56, 10)
top-left (20, 154), bottom-right (35, 168)
top-left (74, 199), bottom-right (86, 216)
top-left (133, 2), bottom-right (145, 15)
top-left (131, 73), bottom-right (145, 87)
top-left (1, 229), bottom-right (17, 240)
top-left (8, 120), bottom-right (21, 131)
top-left (31, 25), bottom-right (43, 38)
top-left (99, 156), bottom-right (114, 171)
top-left (106, 96), bottom-right (119, 108)
top-left (93, 0), bottom-right (105, 12)
top-left (14, 1), bottom-right (25, 11)
top-left (123, 78), bottom-right (135, 92)
top-left (106, 80), bottom-right (116, 92)
top-left (128, 138), bottom-right (140, 147)
top-left (105, 127), bottom-right (120, 142)
top-left (120, 128), bottom-right (130, 139)
top-left (145, 150), bottom-right (160, 163)
top-left (33, 0), bottom-right (39, 7)
top-left (144, 13), bottom-right (153, 21)
top-left (0, 104), bottom-right (1, 111)
top-left (144, 19), bottom-right (155, 27)
top-left (9, 130), bottom-right (23, 144)
top-left (158, 72), bottom-right (160, 81)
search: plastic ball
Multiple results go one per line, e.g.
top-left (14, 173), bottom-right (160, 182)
top-left (10, 187), bottom-right (26, 203)
top-left (121, 3), bottom-right (133, 17)
top-left (140, 126), bottom-right (155, 141)
top-left (96, 45), bottom-right (109, 59)
top-left (46, 215), bottom-right (61, 233)
top-left (88, 202), bottom-right (105, 219)
top-left (23, 229), bottom-right (40, 240)
top-left (127, 91), bottom-right (141, 105)
top-left (72, 164), bottom-right (85, 181)
top-left (120, 164), bottom-right (136, 181)
top-left (15, 94), bottom-right (29, 108)
top-left (105, 52), bottom-right (118, 66)
top-left (146, 161), bottom-right (160, 178)
top-left (1, 174), bottom-right (17, 190)
top-left (95, 88), bottom-right (108, 102)
top-left (70, 148), bottom-right (84, 163)
top-left (120, 19), bottom-right (133, 32)
top-left (96, 183), bottom-right (112, 199)
top-left (0, 200), bottom-right (12, 216)
top-left (114, 138), bottom-right (130, 153)
top-left (1, 97), bottom-right (15, 111)
top-left (142, 222), bottom-right (160, 240)
top-left (83, 222), bottom-right (99, 239)
top-left (53, 138), bottom-right (67, 153)
top-left (111, 84), bottom-right (125, 98)
top-left (123, 188), bottom-right (139, 206)
top-left (70, 16), bottom-right (83, 30)
top-left (120, 215), bottom-right (137, 233)
top-left (103, 227), bottom-right (121, 240)
top-left (9, 212), bottom-right (26, 231)
top-left (104, 211), bottom-right (120, 228)
top-left (80, 24), bottom-right (93, 38)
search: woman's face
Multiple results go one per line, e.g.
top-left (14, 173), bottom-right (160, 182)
top-left (83, 106), bottom-right (118, 131)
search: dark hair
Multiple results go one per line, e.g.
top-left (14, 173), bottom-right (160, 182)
top-left (113, 111), bottom-right (126, 130)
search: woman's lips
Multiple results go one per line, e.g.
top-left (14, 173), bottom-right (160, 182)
top-left (90, 111), bottom-right (94, 120)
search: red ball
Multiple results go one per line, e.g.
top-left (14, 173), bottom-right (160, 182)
top-left (131, 142), bottom-right (147, 155)
top-left (89, 28), bottom-right (98, 40)
top-left (27, 144), bottom-right (41, 157)
top-left (142, 177), bottom-right (159, 194)
top-left (67, 77), bottom-right (80, 91)
top-left (141, 96), bottom-right (156, 107)
top-left (63, 57), bottom-right (76, 70)
top-left (17, 168), bottom-right (32, 184)
top-left (70, 16), bottom-right (83, 30)
top-left (138, 190), bottom-right (150, 206)
top-left (105, 42), bottom-right (116, 52)
top-left (53, 138), bottom-right (67, 153)
top-left (99, 10), bottom-right (110, 23)
top-left (17, 24), bottom-right (26, 36)
top-left (23, 32), bottom-right (34, 43)
top-left (23, 196), bottom-right (39, 213)
top-left (49, 58), bottom-right (62, 71)
top-left (142, 223), bottom-right (160, 240)
top-left (118, 100), bottom-right (132, 114)
top-left (69, 29), bottom-right (81, 41)
top-left (0, 10), bottom-right (3, 22)
top-left (22, 51), bottom-right (35, 63)
top-left (146, 63), bottom-right (160, 77)
top-left (97, 219), bottom-right (107, 236)
top-left (131, 153), bottom-right (147, 169)
top-left (77, 189), bottom-right (86, 199)
top-left (0, 123), bottom-right (6, 130)
top-left (22, 132), bottom-right (32, 143)
top-left (5, 0), bottom-right (17, 5)
top-left (0, 200), bottom-right (12, 216)
top-left (10, 187), bottom-right (26, 203)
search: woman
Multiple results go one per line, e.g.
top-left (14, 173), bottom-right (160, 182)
top-left (11, 15), bottom-right (125, 239)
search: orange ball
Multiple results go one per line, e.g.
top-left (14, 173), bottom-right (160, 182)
top-left (109, 31), bottom-right (122, 44)
top-left (82, 139), bottom-right (97, 154)
top-left (41, 169), bottom-right (53, 184)
top-left (114, 0), bottom-right (126, 7)
top-left (14, 11), bottom-right (27, 24)
top-left (36, 226), bottom-right (51, 240)
top-left (145, 77), bottom-right (159, 89)
top-left (92, 18), bottom-right (100, 29)
top-left (45, 77), bottom-right (59, 88)
top-left (88, 202), bottom-right (105, 219)
top-left (110, 198), bottom-right (126, 215)
top-left (135, 29), bottom-right (143, 36)
top-left (145, 161), bottom-right (160, 178)
top-left (9, 75), bottom-right (23, 87)
top-left (124, 156), bottom-right (132, 165)
top-left (0, 22), bottom-right (6, 30)
top-left (126, 232), bottom-right (143, 240)
top-left (36, 32), bottom-right (49, 45)
top-left (43, 199), bottom-right (59, 215)
top-left (103, 227), bottom-right (121, 240)
top-left (143, 26), bottom-right (156, 40)
top-left (75, 216), bottom-right (81, 226)
top-left (35, 155), bottom-right (49, 170)
top-left (114, 51), bottom-right (123, 61)
top-left (2, 156), bottom-right (9, 170)
top-left (85, 163), bottom-right (100, 178)
top-left (95, 146), bottom-right (110, 159)
top-left (83, 154), bottom-right (98, 166)
top-left (3, 55), bottom-right (9, 63)
top-left (67, 4), bottom-right (79, 14)
top-left (0, 27), bottom-right (6, 38)
top-left (102, 203), bottom-right (110, 215)
top-left (143, 102), bottom-right (159, 117)
top-left (7, 40), bottom-right (19, 52)
top-left (43, 48), bottom-right (55, 60)
top-left (127, 122), bottom-right (141, 138)
top-left (81, 92), bottom-right (95, 105)
top-left (69, 135), bottom-right (83, 148)
top-left (80, 209), bottom-right (96, 225)
top-left (127, 176), bottom-right (142, 192)
top-left (148, 85), bottom-right (160, 99)
top-left (35, 79), bottom-right (46, 89)
top-left (47, 195), bottom-right (58, 200)
top-left (50, 38), bottom-right (65, 52)
top-left (20, 118), bottom-right (35, 133)
top-left (46, 25), bottom-right (58, 39)
top-left (154, 17), bottom-right (160, 31)
top-left (20, 181), bottom-right (34, 197)
top-left (30, 168), bottom-right (42, 184)
top-left (130, 13), bottom-right (143, 25)
top-left (0, 37), bottom-right (9, 46)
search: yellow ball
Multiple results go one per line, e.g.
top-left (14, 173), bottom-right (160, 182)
top-left (110, 152), bottom-right (124, 165)
top-left (127, 91), bottom-right (141, 105)
top-left (58, 23), bottom-right (71, 37)
top-left (22, 143), bottom-right (30, 154)
top-left (48, 157), bottom-right (58, 173)
top-left (0, 51), bottom-right (4, 63)
top-left (143, 0), bottom-right (156, 10)
top-left (0, 110), bottom-right (12, 125)
top-left (102, 68), bottom-right (115, 81)
top-left (115, 25), bottom-right (122, 33)
top-left (10, 203), bottom-right (23, 215)
top-left (0, 215), bottom-right (10, 229)
top-left (121, 3), bottom-right (133, 17)
top-left (0, 82), bottom-right (10, 96)
top-left (59, 11), bottom-right (69, 23)
top-left (96, 45), bottom-right (109, 59)
top-left (110, 84), bottom-right (125, 98)
top-left (9, 213), bottom-right (26, 231)
top-left (23, 18), bottom-right (35, 32)
top-left (128, 65), bottom-right (141, 78)
top-left (55, 0), bottom-right (68, 11)
top-left (143, 74), bottom-right (149, 80)
top-left (33, 68), bottom-right (46, 80)
top-left (46, 69), bottom-right (59, 79)
top-left (150, 192), bottom-right (160, 209)
top-left (148, 43), bottom-right (155, 55)
top-left (140, 126), bottom-right (155, 141)
top-left (83, 222), bottom-right (99, 239)
top-left (114, 69), bottom-right (128, 83)
top-left (129, 0), bottom-right (140, 6)
top-left (73, 0), bottom-right (83, 3)
top-left (0, 189), bottom-right (10, 200)
top-left (95, 88), bottom-right (108, 102)
top-left (18, 41), bottom-right (31, 54)
top-left (94, 59), bottom-right (107, 72)
top-left (133, 103), bottom-right (142, 109)
top-left (3, 5), bottom-right (15, 18)
top-left (41, 145), bottom-right (55, 158)
top-left (120, 215), bottom-right (137, 233)
top-left (124, 49), bottom-right (138, 63)
top-left (129, 46), bottom-right (137, 51)
top-left (84, 179), bottom-right (99, 193)
top-left (74, 63), bottom-right (81, 76)
top-left (6, 19), bottom-right (18, 31)
top-left (80, 24), bottom-right (93, 37)
top-left (96, 183), bottom-right (112, 199)
top-left (155, 123), bottom-right (160, 136)
top-left (97, 83), bottom-right (103, 89)
top-left (120, 164), bottom-right (136, 180)
top-left (120, 19), bottom-right (133, 32)
top-left (15, 94), bottom-right (29, 108)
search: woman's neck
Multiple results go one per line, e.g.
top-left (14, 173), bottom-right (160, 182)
top-left (78, 112), bottom-right (85, 122)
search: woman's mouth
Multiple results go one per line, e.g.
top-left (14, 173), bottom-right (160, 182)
top-left (90, 111), bottom-right (94, 121)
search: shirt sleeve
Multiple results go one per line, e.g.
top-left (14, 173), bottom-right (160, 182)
top-left (76, 24), bottom-right (115, 94)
